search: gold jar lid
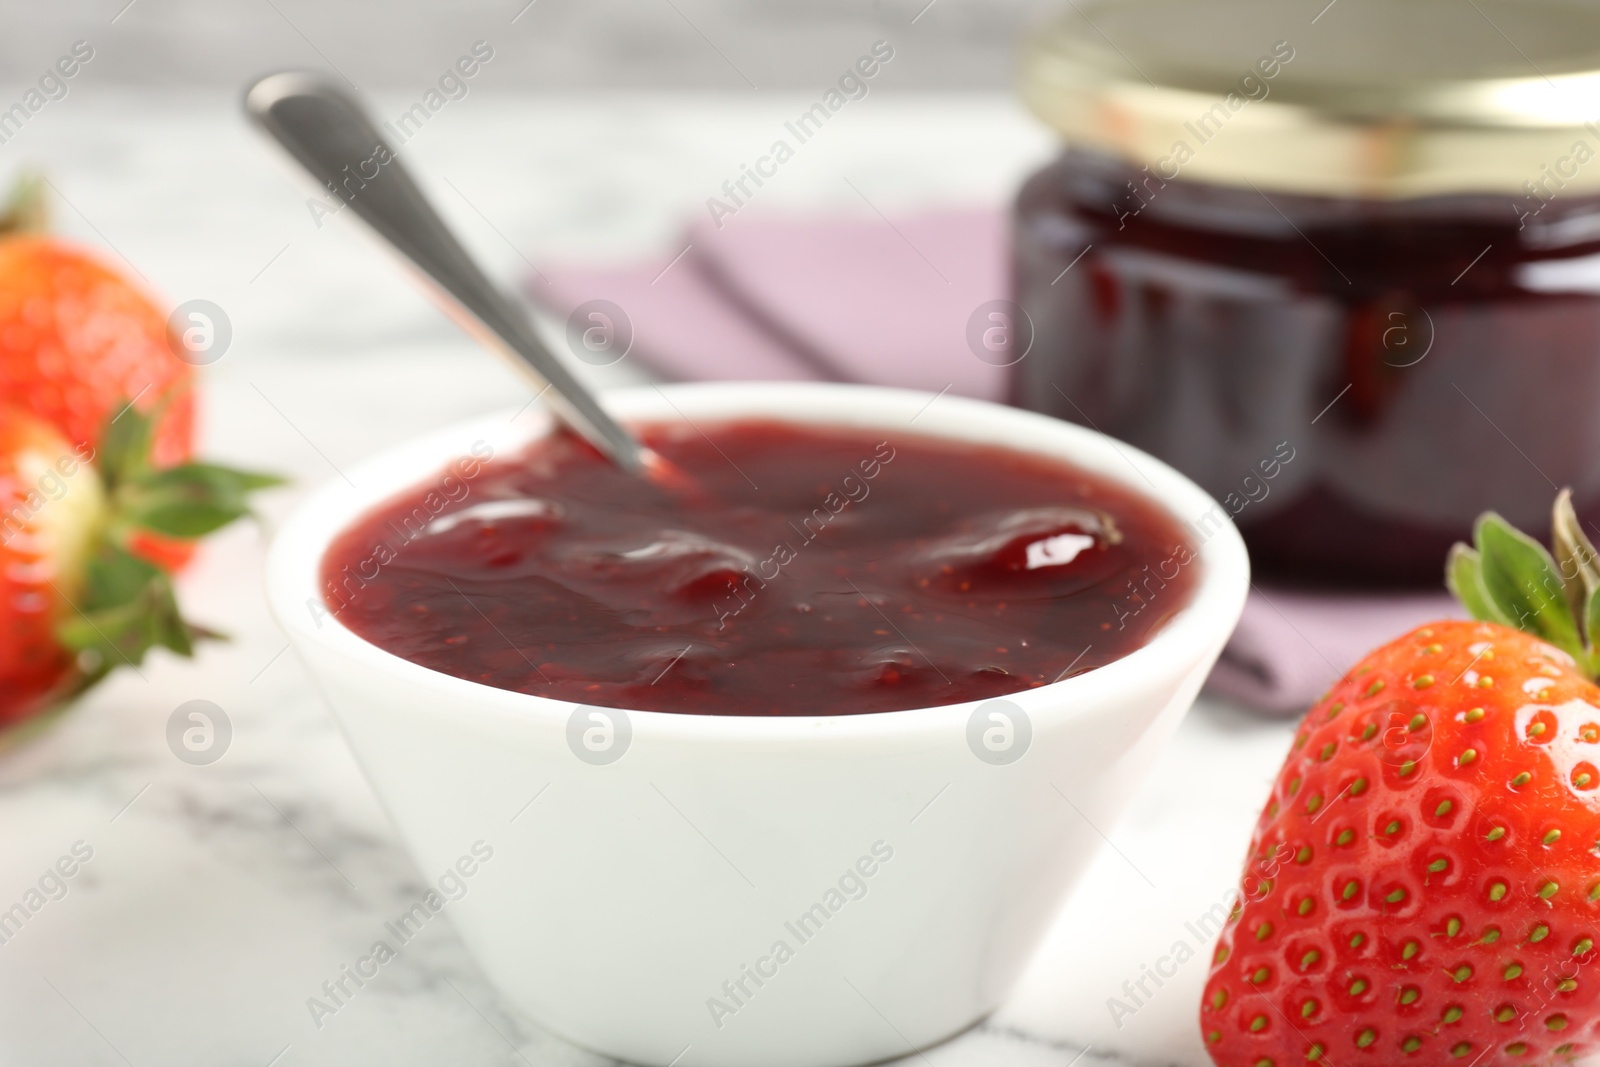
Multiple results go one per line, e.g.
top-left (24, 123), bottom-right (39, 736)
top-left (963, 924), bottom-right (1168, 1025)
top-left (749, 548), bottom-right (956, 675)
top-left (1020, 0), bottom-right (1600, 198)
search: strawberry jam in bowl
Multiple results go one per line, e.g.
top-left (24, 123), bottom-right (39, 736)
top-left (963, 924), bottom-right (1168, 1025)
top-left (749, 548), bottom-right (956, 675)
top-left (266, 383), bottom-right (1249, 1067)
top-left (319, 416), bottom-right (1202, 716)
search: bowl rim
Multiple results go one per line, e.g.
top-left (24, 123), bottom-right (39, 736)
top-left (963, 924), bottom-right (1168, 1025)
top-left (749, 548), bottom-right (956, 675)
top-left (264, 381), bottom-right (1250, 741)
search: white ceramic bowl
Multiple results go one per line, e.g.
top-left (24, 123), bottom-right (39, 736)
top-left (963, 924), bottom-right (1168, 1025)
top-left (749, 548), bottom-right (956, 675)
top-left (266, 382), bottom-right (1249, 1067)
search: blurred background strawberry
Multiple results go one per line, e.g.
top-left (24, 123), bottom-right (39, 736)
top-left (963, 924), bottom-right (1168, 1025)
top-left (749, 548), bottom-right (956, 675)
top-left (0, 176), bottom-right (279, 732)
top-left (0, 177), bottom-right (201, 570)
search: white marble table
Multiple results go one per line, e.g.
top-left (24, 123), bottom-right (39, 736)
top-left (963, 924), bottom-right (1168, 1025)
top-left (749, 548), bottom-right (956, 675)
top-left (0, 92), bottom-right (1301, 1067)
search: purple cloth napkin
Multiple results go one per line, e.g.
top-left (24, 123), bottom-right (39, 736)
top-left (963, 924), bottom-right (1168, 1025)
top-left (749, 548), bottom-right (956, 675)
top-left (533, 208), bottom-right (1008, 399)
top-left (531, 208), bottom-right (1463, 716)
top-left (1208, 589), bottom-right (1464, 715)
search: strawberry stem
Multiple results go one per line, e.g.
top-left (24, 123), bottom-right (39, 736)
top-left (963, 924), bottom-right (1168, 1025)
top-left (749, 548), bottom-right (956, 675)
top-left (0, 172), bottom-right (50, 235)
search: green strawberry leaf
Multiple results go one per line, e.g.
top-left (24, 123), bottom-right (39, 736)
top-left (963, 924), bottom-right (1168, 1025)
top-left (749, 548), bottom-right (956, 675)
top-left (1553, 488), bottom-right (1600, 642)
top-left (119, 462), bottom-right (286, 538)
top-left (185, 620), bottom-right (229, 644)
top-left (0, 171), bottom-right (50, 235)
top-left (144, 463), bottom-right (284, 493)
top-left (80, 541), bottom-right (161, 611)
top-left (55, 541), bottom-right (234, 673)
top-left (98, 403), bottom-right (155, 491)
top-left (1586, 586), bottom-right (1600, 673)
top-left (1445, 543), bottom-right (1511, 627)
top-left (57, 552), bottom-right (193, 668)
top-left (1474, 511), bottom-right (1584, 658)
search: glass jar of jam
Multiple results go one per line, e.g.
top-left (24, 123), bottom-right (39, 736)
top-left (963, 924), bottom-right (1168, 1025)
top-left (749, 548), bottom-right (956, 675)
top-left (1012, 0), bottom-right (1600, 586)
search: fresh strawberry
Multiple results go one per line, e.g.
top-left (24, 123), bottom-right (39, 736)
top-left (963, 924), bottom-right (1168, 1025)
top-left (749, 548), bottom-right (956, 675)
top-left (0, 177), bottom-right (197, 569)
top-left (1201, 492), bottom-right (1600, 1065)
top-left (0, 402), bottom-right (279, 729)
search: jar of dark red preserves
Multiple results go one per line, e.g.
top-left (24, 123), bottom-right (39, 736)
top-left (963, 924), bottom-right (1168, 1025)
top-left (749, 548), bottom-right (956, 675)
top-left (1012, 0), bottom-right (1600, 586)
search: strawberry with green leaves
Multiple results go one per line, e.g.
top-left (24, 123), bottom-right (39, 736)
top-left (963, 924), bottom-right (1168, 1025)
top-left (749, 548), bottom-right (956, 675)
top-left (1201, 492), bottom-right (1600, 1065)
top-left (0, 402), bottom-right (279, 729)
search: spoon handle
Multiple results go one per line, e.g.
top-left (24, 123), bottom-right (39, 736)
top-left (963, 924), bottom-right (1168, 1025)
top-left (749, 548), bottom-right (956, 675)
top-left (243, 71), bottom-right (646, 474)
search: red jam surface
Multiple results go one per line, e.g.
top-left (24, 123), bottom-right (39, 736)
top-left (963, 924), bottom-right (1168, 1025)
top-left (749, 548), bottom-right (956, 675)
top-left (320, 420), bottom-right (1200, 716)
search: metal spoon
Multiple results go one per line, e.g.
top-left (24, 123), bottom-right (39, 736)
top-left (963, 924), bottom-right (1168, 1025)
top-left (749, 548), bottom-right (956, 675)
top-left (243, 71), bottom-right (649, 475)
